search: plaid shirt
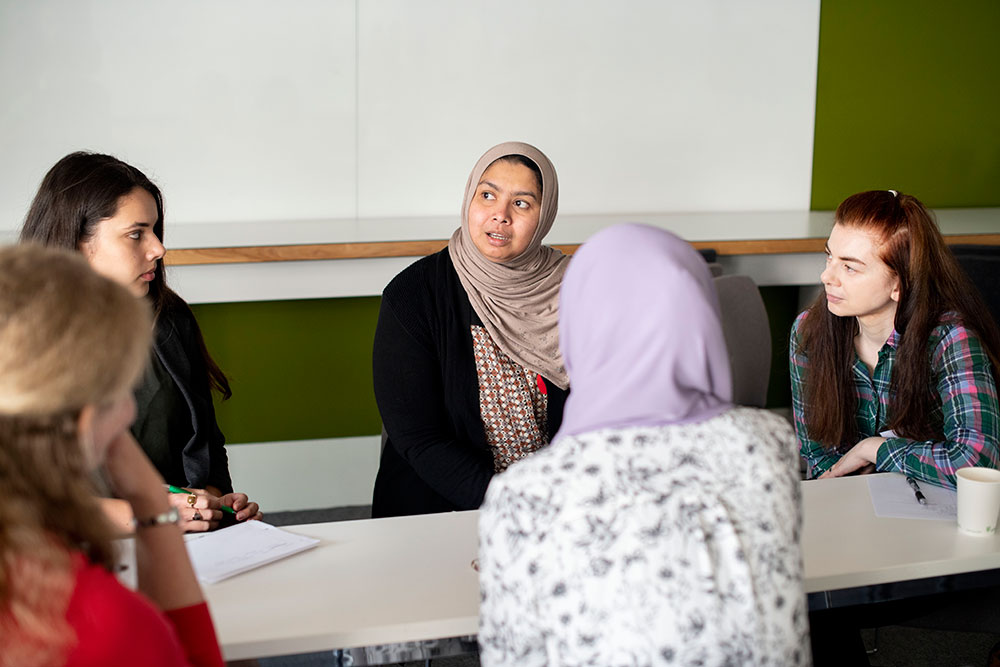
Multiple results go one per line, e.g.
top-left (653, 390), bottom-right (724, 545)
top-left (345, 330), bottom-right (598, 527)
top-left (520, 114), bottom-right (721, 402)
top-left (789, 312), bottom-right (999, 489)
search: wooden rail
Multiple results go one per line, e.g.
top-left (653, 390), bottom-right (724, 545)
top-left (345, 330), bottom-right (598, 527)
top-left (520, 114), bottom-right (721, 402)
top-left (163, 233), bottom-right (1000, 266)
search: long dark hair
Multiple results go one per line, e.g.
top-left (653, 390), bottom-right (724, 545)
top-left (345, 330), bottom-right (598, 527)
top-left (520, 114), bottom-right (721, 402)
top-left (20, 151), bottom-right (232, 399)
top-left (799, 190), bottom-right (1000, 447)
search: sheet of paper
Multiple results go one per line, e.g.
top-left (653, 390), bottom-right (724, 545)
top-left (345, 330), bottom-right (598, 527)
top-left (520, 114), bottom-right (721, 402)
top-left (867, 473), bottom-right (957, 521)
top-left (185, 521), bottom-right (320, 584)
top-left (114, 538), bottom-right (138, 591)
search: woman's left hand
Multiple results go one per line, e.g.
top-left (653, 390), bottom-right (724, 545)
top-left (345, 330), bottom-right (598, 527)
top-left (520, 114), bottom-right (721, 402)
top-left (168, 488), bottom-right (224, 532)
top-left (819, 437), bottom-right (885, 479)
top-left (220, 492), bottom-right (263, 522)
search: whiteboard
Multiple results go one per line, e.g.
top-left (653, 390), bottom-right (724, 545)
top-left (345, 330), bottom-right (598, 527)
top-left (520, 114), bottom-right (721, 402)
top-left (357, 0), bottom-right (820, 217)
top-left (0, 0), bottom-right (819, 237)
top-left (0, 0), bottom-right (356, 229)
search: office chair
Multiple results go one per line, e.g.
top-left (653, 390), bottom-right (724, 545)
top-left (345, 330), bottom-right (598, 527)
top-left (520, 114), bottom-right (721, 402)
top-left (950, 244), bottom-right (1000, 326)
top-left (698, 247), bottom-right (724, 277)
top-left (713, 274), bottom-right (771, 408)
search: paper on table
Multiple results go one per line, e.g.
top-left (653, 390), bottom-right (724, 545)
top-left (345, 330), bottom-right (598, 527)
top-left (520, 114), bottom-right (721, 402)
top-left (867, 474), bottom-right (957, 521)
top-left (185, 520), bottom-right (320, 584)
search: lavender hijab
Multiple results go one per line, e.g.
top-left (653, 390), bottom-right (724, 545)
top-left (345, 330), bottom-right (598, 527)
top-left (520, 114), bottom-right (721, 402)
top-left (556, 224), bottom-right (733, 438)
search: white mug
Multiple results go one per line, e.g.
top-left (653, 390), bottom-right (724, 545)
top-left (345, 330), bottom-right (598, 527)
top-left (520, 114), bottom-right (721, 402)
top-left (956, 467), bottom-right (1000, 536)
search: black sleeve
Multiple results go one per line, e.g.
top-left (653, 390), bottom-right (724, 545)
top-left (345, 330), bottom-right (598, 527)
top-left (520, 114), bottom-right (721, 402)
top-left (373, 291), bottom-right (493, 509)
top-left (175, 304), bottom-right (234, 495)
top-left (202, 411), bottom-right (233, 495)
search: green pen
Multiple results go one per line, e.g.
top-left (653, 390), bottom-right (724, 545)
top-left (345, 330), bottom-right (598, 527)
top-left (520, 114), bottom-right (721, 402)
top-left (166, 484), bottom-right (236, 514)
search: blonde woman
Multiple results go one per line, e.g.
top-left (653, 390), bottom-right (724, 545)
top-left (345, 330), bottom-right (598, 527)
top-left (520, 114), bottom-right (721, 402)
top-left (0, 245), bottom-right (223, 666)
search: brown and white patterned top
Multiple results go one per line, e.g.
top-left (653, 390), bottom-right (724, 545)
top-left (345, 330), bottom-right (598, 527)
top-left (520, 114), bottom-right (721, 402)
top-left (471, 325), bottom-right (549, 473)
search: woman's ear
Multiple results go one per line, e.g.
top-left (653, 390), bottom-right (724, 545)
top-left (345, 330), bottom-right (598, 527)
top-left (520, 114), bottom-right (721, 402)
top-left (77, 404), bottom-right (94, 437)
top-left (890, 277), bottom-right (901, 303)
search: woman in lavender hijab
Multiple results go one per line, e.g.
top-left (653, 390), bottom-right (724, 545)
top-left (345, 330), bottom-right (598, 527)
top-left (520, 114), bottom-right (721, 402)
top-left (478, 224), bottom-right (809, 667)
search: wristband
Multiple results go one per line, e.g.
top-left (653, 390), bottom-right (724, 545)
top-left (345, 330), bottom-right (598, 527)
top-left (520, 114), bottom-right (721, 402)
top-left (132, 507), bottom-right (180, 529)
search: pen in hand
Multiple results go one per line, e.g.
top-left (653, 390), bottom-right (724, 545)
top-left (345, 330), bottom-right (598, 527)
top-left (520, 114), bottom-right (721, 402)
top-left (166, 484), bottom-right (236, 514)
top-left (905, 476), bottom-right (927, 505)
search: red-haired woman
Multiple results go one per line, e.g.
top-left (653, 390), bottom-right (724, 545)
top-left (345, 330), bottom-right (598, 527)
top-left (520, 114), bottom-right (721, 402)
top-left (790, 190), bottom-right (1000, 488)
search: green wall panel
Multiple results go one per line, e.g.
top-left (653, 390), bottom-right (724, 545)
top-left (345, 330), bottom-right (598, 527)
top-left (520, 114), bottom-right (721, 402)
top-left (190, 297), bottom-right (383, 444)
top-left (812, 0), bottom-right (1000, 209)
top-left (192, 288), bottom-right (803, 445)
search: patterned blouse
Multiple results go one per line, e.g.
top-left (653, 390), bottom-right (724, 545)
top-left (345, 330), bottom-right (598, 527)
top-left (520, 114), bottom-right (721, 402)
top-left (790, 312), bottom-right (1000, 488)
top-left (478, 408), bottom-right (809, 667)
top-left (472, 325), bottom-right (549, 472)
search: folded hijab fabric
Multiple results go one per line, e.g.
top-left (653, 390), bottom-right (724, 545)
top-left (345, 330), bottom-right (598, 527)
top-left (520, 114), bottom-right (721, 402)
top-left (557, 223), bottom-right (733, 437)
top-left (448, 142), bottom-right (570, 389)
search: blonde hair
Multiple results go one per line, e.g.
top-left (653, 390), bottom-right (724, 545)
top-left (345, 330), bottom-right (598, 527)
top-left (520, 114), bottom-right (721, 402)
top-left (0, 244), bottom-right (152, 666)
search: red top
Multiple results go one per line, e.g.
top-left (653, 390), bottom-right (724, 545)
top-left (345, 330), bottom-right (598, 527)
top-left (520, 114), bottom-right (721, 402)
top-left (64, 554), bottom-right (224, 667)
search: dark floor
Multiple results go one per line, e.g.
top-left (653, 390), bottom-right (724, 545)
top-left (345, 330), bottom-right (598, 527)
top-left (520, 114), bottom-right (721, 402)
top-left (862, 627), bottom-right (999, 667)
top-left (253, 506), bottom-right (1000, 667)
top-left (267, 504), bottom-right (373, 526)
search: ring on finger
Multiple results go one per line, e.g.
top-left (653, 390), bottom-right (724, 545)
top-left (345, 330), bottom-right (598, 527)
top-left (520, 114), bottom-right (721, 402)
top-left (187, 494), bottom-right (197, 507)
top-left (192, 511), bottom-right (203, 521)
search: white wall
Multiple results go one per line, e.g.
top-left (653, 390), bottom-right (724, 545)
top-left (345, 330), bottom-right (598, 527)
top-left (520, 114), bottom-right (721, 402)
top-left (356, 1), bottom-right (821, 217)
top-left (0, 0), bottom-right (356, 228)
top-left (0, 0), bottom-right (820, 236)
top-left (227, 436), bottom-right (381, 511)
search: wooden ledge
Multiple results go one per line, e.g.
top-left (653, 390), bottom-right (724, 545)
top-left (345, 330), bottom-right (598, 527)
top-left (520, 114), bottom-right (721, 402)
top-left (163, 233), bottom-right (1000, 267)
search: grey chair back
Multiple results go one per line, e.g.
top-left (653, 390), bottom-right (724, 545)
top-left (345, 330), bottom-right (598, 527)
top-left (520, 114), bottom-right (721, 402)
top-left (713, 275), bottom-right (771, 408)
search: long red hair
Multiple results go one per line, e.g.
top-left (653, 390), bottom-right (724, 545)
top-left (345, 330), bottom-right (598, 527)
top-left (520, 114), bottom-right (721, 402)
top-left (799, 190), bottom-right (1000, 448)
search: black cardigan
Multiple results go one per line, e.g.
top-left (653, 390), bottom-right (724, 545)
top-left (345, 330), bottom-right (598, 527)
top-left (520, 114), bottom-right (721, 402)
top-left (132, 301), bottom-right (234, 494)
top-left (372, 249), bottom-right (567, 517)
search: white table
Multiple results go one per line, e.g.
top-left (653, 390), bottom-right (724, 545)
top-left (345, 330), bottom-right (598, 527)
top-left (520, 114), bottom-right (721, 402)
top-left (803, 475), bottom-right (1000, 593)
top-left (206, 474), bottom-right (1000, 661)
top-left (206, 510), bottom-right (480, 661)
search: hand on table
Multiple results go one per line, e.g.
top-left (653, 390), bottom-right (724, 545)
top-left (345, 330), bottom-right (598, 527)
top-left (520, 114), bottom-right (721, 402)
top-left (819, 437), bottom-right (885, 479)
top-left (166, 489), bottom-right (262, 531)
top-left (99, 433), bottom-right (257, 531)
top-left (220, 492), bottom-right (263, 522)
top-left (167, 488), bottom-right (224, 532)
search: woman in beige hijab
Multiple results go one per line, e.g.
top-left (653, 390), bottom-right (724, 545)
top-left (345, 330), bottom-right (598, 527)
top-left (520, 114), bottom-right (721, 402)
top-left (372, 142), bottom-right (570, 517)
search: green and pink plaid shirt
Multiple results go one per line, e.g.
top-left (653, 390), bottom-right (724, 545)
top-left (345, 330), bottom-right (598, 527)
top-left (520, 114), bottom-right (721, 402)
top-left (790, 311), bottom-right (999, 489)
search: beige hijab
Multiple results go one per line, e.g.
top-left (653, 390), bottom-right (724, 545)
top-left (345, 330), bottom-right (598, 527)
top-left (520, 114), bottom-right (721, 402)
top-left (448, 142), bottom-right (570, 389)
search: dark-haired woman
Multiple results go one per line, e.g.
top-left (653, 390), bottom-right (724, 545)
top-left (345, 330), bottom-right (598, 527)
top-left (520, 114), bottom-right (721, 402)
top-left (371, 142), bottom-right (570, 517)
top-left (790, 189), bottom-right (1000, 488)
top-left (21, 151), bottom-right (261, 530)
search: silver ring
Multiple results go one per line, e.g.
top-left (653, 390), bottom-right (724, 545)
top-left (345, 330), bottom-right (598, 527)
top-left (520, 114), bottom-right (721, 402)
top-left (192, 511), bottom-right (203, 521)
